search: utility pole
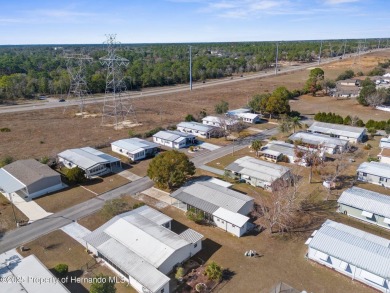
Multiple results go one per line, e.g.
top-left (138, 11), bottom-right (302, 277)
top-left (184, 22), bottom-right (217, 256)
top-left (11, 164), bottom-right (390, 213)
top-left (318, 40), bottom-right (323, 65)
top-left (275, 42), bottom-right (279, 75)
top-left (189, 45), bottom-right (192, 91)
top-left (343, 40), bottom-right (347, 59)
top-left (9, 195), bottom-right (18, 227)
top-left (378, 39), bottom-right (381, 49)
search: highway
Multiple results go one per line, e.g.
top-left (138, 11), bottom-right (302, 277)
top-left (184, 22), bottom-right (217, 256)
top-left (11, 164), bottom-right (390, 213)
top-left (0, 48), bottom-right (387, 114)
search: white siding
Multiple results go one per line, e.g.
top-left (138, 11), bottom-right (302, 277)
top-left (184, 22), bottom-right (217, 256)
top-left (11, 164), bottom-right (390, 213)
top-left (27, 183), bottom-right (64, 199)
top-left (111, 145), bottom-right (146, 161)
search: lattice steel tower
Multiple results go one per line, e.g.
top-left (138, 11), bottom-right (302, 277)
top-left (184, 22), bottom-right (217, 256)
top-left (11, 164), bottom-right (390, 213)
top-left (101, 34), bottom-right (137, 128)
top-left (65, 53), bottom-right (93, 113)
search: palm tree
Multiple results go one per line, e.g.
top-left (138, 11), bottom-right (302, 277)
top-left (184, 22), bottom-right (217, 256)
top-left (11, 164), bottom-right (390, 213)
top-left (278, 119), bottom-right (291, 133)
top-left (204, 261), bottom-right (223, 282)
top-left (289, 116), bottom-right (302, 133)
top-left (251, 140), bottom-right (262, 157)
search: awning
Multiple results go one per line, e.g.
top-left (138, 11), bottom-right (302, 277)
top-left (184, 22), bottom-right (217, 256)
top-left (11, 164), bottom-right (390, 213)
top-left (0, 169), bottom-right (25, 193)
top-left (304, 238), bottom-right (312, 245)
top-left (339, 261), bottom-right (348, 270)
top-left (360, 270), bottom-right (385, 286)
top-left (315, 251), bottom-right (329, 261)
top-left (361, 210), bottom-right (373, 218)
top-left (383, 218), bottom-right (390, 224)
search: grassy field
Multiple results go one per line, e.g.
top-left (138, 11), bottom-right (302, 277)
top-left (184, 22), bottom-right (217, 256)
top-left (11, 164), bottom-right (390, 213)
top-left (1, 50), bottom-right (389, 160)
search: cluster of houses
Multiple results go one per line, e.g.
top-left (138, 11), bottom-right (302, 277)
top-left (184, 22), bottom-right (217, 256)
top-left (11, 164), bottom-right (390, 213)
top-left (299, 124), bottom-right (390, 292)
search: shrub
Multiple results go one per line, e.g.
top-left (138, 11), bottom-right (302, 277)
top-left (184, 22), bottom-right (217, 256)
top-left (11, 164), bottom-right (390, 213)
top-left (356, 71), bottom-right (364, 76)
top-left (185, 114), bottom-right (196, 122)
top-left (132, 202), bottom-right (145, 209)
top-left (288, 110), bottom-right (301, 118)
top-left (186, 208), bottom-right (204, 223)
top-left (367, 156), bottom-right (379, 162)
top-left (336, 69), bottom-right (354, 81)
top-left (175, 267), bottom-right (184, 280)
top-left (0, 156), bottom-right (14, 167)
top-left (204, 261), bottom-right (223, 282)
top-left (368, 67), bottom-right (385, 76)
top-left (144, 127), bottom-right (164, 138)
top-left (363, 143), bottom-right (372, 150)
top-left (167, 125), bottom-right (177, 130)
top-left (285, 139), bottom-right (293, 144)
top-left (101, 198), bottom-right (131, 219)
top-left (0, 127), bottom-right (11, 132)
top-left (279, 155), bottom-right (290, 163)
top-left (269, 136), bottom-right (277, 141)
top-left (54, 264), bottom-right (68, 277)
top-left (65, 167), bottom-right (85, 183)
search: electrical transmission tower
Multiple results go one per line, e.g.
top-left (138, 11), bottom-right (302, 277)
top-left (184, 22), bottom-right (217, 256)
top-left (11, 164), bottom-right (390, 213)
top-left (64, 53), bottom-right (93, 114)
top-left (101, 34), bottom-right (137, 128)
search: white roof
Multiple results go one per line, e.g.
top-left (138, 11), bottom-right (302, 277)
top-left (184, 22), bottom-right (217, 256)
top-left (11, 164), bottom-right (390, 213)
top-left (153, 130), bottom-right (195, 142)
top-left (80, 147), bottom-right (120, 164)
top-left (213, 207), bottom-right (249, 227)
top-left (83, 206), bottom-right (202, 292)
top-left (308, 122), bottom-right (365, 139)
top-left (202, 116), bottom-right (238, 126)
top-left (177, 121), bottom-right (217, 132)
top-left (262, 141), bottom-right (294, 157)
top-left (0, 253), bottom-right (69, 293)
top-left (235, 113), bottom-right (260, 120)
top-left (380, 136), bottom-right (390, 149)
top-left (289, 132), bottom-right (348, 148)
top-left (357, 162), bottom-right (390, 178)
top-left (0, 168), bottom-right (25, 193)
top-left (225, 156), bottom-right (290, 183)
top-left (111, 138), bottom-right (159, 154)
top-left (58, 148), bottom-right (108, 170)
top-left (338, 187), bottom-right (390, 218)
top-left (207, 177), bottom-right (233, 188)
top-left (226, 108), bottom-right (251, 115)
top-left (308, 220), bottom-right (390, 279)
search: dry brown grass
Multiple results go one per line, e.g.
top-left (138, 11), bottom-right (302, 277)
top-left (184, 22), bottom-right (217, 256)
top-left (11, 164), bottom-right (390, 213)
top-left (0, 194), bottom-right (29, 232)
top-left (1, 50), bottom-right (389, 161)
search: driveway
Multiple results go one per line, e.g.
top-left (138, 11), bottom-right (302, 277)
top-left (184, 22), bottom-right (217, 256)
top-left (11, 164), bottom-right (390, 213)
top-left (9, 193), bottom-right (52, 222)
top-left (114, 169), bottom-right (142, 181)
top-left (60, 222), bottom-right (91, 247)
top-left (197, 141), bottom-right (221, 151)
top-left (142, 187), bottom-right (176, 206)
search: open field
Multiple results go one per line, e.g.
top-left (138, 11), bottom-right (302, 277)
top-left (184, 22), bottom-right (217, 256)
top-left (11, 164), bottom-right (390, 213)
top-left (0, 50), bottom-right (389, 160)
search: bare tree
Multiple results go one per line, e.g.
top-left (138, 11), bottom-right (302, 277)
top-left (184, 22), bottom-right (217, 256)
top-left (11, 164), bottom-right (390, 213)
top-left (294, 144), bottom-right (324, 183)
top-left (365, 90), bottom-right (387, 108)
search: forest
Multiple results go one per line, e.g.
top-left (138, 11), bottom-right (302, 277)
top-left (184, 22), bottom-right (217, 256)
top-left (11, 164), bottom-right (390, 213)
top-left (0, 39), bottom-right (388, 100)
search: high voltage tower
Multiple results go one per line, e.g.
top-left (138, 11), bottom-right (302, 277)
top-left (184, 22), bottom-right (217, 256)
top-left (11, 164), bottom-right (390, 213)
top-left (101, 34), bottom-right (137, 128)
top-left (64, 53), bottom-right (93, 114)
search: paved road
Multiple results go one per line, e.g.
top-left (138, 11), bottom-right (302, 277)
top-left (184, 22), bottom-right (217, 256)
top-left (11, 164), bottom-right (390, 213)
top-left (1, 48), bottom-right (387, 114)
top-left (0, 177), bottom-right (153, 254)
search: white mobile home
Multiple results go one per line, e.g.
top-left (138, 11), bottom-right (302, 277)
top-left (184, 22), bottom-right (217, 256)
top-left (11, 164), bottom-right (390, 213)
top-left (0, 159), bottom-right (64, 200)
top-left (357, 162), bottom-right (390, 188)
top-left (111, 138), bottom-right (159, 161)
top-left (338, 187), bottom-right (390, 230)
top-left (177, 122), bottom-right (219, 138)
top-left (58, 147), bottom-right (121, 178)
top-left (380, 135), bottom-right (390, 149)
top-left (378, 148), bottom-right (390, 164)
top-left (289, 132), bottom-right (348, 154)
top-left (153, 130), bottom-right (196, 149)
top-left (225, 156), bottom-right (292, 191)
top-left (83, 206), bottom-right (203, 293)
top-left (234, 113), bottom-right (262, 124)
top-left (226, 108), bottom-right (252, 116)
top-left (306, 220), bottom-right (390, 293)
top-left (308, 122), bottom-right (366, 143)
top-left (202, 116), bottom-right (238, 129)
top-left (171, 181), bottom-right (254, 237)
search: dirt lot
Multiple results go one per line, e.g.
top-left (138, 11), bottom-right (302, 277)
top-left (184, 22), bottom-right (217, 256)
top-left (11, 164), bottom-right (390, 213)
top-left (1, 50), bottom-right (389, 160)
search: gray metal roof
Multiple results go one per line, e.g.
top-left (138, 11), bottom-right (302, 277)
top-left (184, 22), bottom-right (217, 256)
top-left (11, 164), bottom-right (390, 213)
top-left (171, 181), bottom-right (253, 214)
top-left (289, 132), bottom-right (348, 148)
top-left (179, 229), bottom-right (204, 243)
top-left (177, 122), bottom-right (217, 132)
top-left (357, 162), bottom-right (390, 178)
top-left (0, 168), bottom-right (25, 193)
top-left (338, 187), bottom-right (390, 218)
top-left (380, 136), bottom-right (390, 149)
top-left (81, 147), bottom-right (120, 164)
top-left (262, 141), bottom-right (296, 157)
top-left (202, 116), bottom-right (237, 126)
top-left (58, 148), bottom-right (108, 170)
top-left (225, 156), bottom-right (290, 183)
top-left (153, 130), bottom-right (195, 142)
top-left (98, 238), bottom-right (169, 293)
top-left (309, 220), bottom-right (390, 279)
top-left (308, 122), bottom-right (365, 139)
top-left (226, 108), bottom-right (251, 115)
top-left (111, 138), bottom-right (159, 154)
top-left (2, 159), bottom-right (60, 187)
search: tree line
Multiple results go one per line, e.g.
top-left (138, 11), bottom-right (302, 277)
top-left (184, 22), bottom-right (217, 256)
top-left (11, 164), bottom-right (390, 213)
top-left (0, 39), bottom-right (386, 100)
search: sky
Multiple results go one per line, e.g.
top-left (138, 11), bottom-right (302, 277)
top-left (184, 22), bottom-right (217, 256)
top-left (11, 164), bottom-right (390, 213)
top-left (0, 0), bottom-right (389, 45)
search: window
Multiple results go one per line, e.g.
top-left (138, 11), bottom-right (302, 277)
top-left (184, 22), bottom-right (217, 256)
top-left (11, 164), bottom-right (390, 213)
top-left (161, 289), bottom-right (165, 293)
top-left (221, 221), bottom-right (225, 224)
top-left (194, 243), bottom-right (197, 248)
top-left (362, 173), bottom-right (367, 176)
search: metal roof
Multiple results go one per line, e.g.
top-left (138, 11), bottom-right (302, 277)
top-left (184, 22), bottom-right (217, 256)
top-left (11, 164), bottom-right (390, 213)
top-left (153, 130), bottom-right (195, 142)
top-left (98, 238), bottom-right (169, 293)
top-left (177, 122), bottom-right (217, 132)
top-left (262, 141), bottom-right (296, 157)
top-left (308, 122), bottom-right (365, 139)
top-left (2, 159), bottom-right (60, 188)
top-left (308, 220), bottom-right (390, 279)
top-left (202, 116), bottom-right (238, 126)
top-left (0, 253), bottom-right (70, 293)
top-left (179, 229), bottom-right (204, 243)
top-left (235, 113), bottom-right (260, 120)
top-left (225, 156), bottom-right (290, 183)
top-left (80, 147), bottom-right (120, 164)
top-left (380, 136), bottom-right (390, 149)
top-left (0, 168), bottom-right (25, 193)
top-left (111, 138), bottom-right (159, 154)
top-left (357, 162), bottom-right (390, 178)
top-left (226, 108), bottom-right (251, 115)
top-left (58, 148), bottom-right (108, 170)
top-left (171, 181), bottom-right (253, 214)
top-left (338, 187), bottom-right (390, 218)
top-left (289, 132), bottom-right (348, 148)
top-left (213, 207), bottom-right (249, 227)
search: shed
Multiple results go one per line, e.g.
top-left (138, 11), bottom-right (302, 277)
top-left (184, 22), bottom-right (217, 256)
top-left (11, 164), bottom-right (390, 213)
top-left (111, 138), bottom-right (159, 161)
top-left (153, 130), bottom-right (196, 149)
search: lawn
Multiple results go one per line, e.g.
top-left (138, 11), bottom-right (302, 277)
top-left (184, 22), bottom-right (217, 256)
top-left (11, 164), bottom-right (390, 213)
top-left (0, 194), bottom-right (29, 232)
top-left (17, 230), bottom-right (135, 293)
top-left (80, 174), bottom-right (130, 194)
